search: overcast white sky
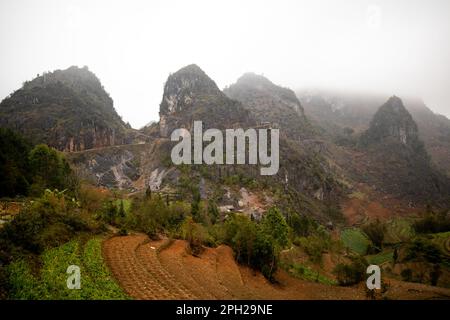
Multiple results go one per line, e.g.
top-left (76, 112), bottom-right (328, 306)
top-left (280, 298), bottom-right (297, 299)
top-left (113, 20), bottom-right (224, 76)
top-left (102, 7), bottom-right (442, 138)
top-left (1, 0), bottom-right (449, 128)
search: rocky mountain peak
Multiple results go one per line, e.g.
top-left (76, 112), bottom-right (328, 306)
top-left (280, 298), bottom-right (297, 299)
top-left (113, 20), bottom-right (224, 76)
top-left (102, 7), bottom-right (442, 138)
top-left (159, 64), bottom-right (223, 117)
top-left (226, 73), bottom-right (304, 116)
top-left (0, 66), bottom-right (130, 151)
top-left (235, 72), bottom-right (274, 88)
top-left (224, 73), bottom-right (314, 140)
top-left (362, 96), bottom-right (419, 146)
top-left (159, 65), bottom-right (254, 137)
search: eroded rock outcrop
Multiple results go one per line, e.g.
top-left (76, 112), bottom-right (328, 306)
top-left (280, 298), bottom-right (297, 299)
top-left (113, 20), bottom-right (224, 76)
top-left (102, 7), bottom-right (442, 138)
top-left (159, 64), bottom-right (255, 137)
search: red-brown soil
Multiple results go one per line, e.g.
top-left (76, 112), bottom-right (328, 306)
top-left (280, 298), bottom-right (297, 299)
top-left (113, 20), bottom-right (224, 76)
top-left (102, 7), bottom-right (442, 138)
top-left (103, 234), bottom-right (450, 300)
top-left (103, 234), bottom-right (365, 300)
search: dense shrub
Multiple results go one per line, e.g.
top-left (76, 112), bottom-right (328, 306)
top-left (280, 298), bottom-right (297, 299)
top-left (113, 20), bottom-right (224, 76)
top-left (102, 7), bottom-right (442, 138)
top-left (362, 219), bottom-right (386, 253)
top-left (29, 144), bottom-right (77, 195)
top-left (125, 196), bottom-right (190, 237)
top-left (413, 211), bottom-right (450, 234)
top-left (333, 255), bottom-right (368, 286)
top-left (260, 207), bottom-right (289, 249)
top-left (297, 233), bottom-right (331, 264)
top-left (288, 213), bottom-right (316, 237)
top-left (404, 238), bottom-right (443, 264)
top-left (222, 208), bottom-right (289, 280)
top-left (0, 190), bottom-right (89, 255)
top-left (0, 128), bottom-right (32, 197)
top-left (0, 128), bottom-right (77, 198)
top-left (180, 216), bottom-right (209, 256)
top-left (77, 183), bottom-right (111, 214)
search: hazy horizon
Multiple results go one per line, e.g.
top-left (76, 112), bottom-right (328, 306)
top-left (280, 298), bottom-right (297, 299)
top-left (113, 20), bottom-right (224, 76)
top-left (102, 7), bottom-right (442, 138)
top-left (1, 0), bottom-right (449, 128)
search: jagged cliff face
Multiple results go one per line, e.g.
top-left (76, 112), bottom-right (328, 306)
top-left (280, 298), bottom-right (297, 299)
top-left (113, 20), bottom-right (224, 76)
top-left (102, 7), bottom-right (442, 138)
top-left (66, 141), bottom-right (171, 191)
top-left (224, 73), bottom-right (314, 140)
top-left (358, 97), bottom-right (450, 203)
top-left (67, 65), bottom-right (343, 222)
top-left (0, 66), bottom-right (131, 151)
top-left (159, 64), bottom-right (254, 137)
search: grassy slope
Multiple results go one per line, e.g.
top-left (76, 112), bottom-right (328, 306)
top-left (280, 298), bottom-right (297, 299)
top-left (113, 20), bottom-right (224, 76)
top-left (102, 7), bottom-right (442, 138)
top-left (341, 228), bottom-right (371, 255)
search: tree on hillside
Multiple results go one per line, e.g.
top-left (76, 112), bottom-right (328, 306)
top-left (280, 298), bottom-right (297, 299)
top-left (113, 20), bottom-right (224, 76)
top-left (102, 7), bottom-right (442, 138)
top-left (261, 207), bottom-right (289, 249)
top-left (119, 200), bottom-right (125, 218)
top-left (259, 207), bottom-right (289, 280)
top-left (0, 128), bottom-right (32, 197)
top-left (362, 219), bottom-right (386, 253)
top-left (28, 144), bottom-right (74, 194)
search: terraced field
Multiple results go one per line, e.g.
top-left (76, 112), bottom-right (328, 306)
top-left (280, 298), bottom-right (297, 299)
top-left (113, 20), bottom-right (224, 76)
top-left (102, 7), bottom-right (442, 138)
top-left (102, 234), bottom-right (367, 300)
top-left (103, 234), bottom-right (450, 300)
top-left (102, 235), bottom-right (195, 299)
top-left (341, 228), bottom-right (371, 255)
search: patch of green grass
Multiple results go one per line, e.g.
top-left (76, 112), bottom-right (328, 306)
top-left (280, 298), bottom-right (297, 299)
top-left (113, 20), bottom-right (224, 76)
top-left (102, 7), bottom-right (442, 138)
top-left (7, 238), bottom-right (129, 300)
top-left (384, 218), bottom-right (414, 243)
top-left (6, 260), bottom-right (45, 299)
top-left (341, 228), bottom-right (371, 255)
top-left (366, 250), bottom-right (394, 265)
top-left (283, 262), bottom-right (336, 285)
top-left (81, 238), bottom-right (129, 299)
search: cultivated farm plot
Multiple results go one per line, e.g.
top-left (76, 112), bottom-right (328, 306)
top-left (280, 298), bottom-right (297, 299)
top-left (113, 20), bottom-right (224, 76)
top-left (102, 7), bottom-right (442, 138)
top-left (7, 237), bottom-right (129, 300)
top-left (366, 250), bottom-right (394, 265)
top-left (384, 218), bottom-right (414, 243)
top-left (340, 228), bottom-right (371, 255)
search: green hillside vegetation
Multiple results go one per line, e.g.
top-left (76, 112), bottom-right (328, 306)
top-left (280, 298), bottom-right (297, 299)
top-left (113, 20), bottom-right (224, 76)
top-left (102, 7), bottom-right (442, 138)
top-left (7, 238), bottom-right (128, 299)
top-left (341, 228), bottom-right (371, 255)
top-left (0, 128), bottom-right (77, 198)
top-left (0, 128), bottom-right (32, 197)
top-left (366, 250), bottom-right (394, 265)
top-left (0, 66), bottom-right (130, 151)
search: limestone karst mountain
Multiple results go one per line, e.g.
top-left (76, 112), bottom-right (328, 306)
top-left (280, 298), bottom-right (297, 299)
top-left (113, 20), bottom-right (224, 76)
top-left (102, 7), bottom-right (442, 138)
top-left (298, 89), bottom-right (450, 176)
top-left (361, 96), bottom-right (420, 146)
top-left (3, 64), bottom-right (448, 211)
top-left (358, 96), bottom-right (450, 203)
top-left (0, 66), bottom-right (134, 152)
top-left (224, 73), bottom-right (314, 140)
top-left (159, 64), bottom-right (255, 137)
top-left (158, 66), bottom-right (342, 209)
top-left (68, 65), bottom-right (343, 221)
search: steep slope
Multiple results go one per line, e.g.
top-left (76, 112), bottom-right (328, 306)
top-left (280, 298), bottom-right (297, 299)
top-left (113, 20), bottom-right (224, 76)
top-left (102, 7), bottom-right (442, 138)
top-left (157, 66), bottom-right (343, 214)
top-left (159, 64), bottom-right (255, 137)
top-left (0, 66), bottom-right (132, 151)
top-left (224, 73), bottom-right (314, 140)
top-left (69, 65), bottom-right (343, 221)
top-left (361, 96), bottom-right (420, 146)
top-left (298, 89), bottom-right (450, 176)
top-left (298, 89), bottom-right (383, 134)
top-left (103, 234), bottom-right (450, 300)
top-left (407, 100), bottom-right (450, 176)
top-left (359, 96), bottom-right (450, 204)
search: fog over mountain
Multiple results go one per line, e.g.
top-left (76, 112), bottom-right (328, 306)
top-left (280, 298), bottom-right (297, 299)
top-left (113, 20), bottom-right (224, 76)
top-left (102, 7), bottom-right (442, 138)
top-left (1, 0), bottom-right (450, 128)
